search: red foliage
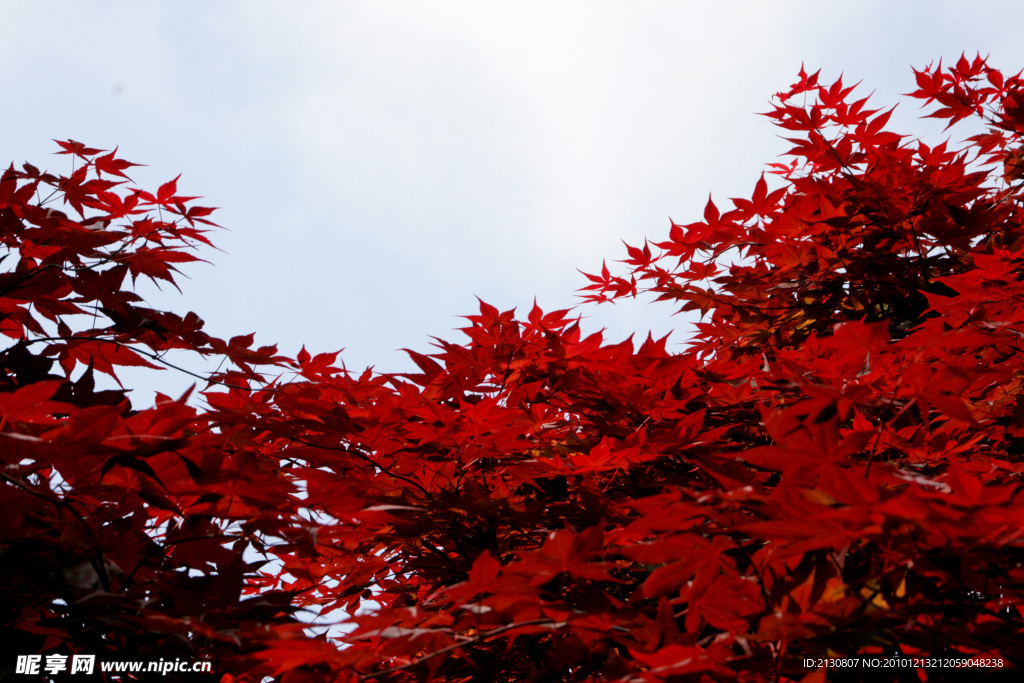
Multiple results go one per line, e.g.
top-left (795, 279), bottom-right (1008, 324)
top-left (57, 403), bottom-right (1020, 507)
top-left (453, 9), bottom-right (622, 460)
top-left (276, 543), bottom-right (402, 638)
top-left (5, 56), bottom-right (1024, 681)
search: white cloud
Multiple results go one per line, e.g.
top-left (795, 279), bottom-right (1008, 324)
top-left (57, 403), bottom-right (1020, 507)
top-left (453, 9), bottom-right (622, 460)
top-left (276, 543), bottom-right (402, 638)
top-left (2, 1), bottom-right (1024, 398)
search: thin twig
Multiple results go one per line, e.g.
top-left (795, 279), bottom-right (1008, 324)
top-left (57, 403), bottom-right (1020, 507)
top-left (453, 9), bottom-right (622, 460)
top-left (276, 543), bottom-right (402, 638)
top-left (357, 618), bottom-right (559, 681)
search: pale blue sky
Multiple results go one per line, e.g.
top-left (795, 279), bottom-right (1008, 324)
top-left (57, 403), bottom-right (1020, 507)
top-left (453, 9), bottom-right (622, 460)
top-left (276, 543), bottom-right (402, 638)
top-left (2, 1), bottom-right (1022, 399)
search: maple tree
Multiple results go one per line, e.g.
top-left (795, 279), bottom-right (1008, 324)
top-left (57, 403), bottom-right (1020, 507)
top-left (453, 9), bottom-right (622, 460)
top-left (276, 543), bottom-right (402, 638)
top-left (5, 55), bottom-right (1024, 682)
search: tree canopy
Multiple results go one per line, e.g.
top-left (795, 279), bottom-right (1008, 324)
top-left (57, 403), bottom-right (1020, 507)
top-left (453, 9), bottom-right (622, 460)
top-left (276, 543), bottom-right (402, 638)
top-left (4, 56), bottom-right (1024, 682)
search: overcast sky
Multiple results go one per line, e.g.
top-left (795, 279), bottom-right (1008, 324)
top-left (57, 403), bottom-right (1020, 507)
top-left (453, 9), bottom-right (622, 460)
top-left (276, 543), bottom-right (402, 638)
top-left (3, 1), bottom-right (1024, 400)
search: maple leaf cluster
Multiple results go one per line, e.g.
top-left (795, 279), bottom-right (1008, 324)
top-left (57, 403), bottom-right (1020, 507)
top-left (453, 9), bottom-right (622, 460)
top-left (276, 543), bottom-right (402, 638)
top-left (5, 55), bottom-right (1024, 682)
